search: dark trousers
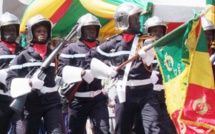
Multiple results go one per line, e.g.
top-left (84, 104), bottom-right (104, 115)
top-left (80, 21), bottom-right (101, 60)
top-left (132, 90), bottom-right (177, 134)
top-left (0, 97), bottom-right (23, 134)
top-left (68, 93), bottom-right (110, 134)
top-left (115, 86), bottom-right (163, 134)
top-left (132, 113), bottom-right (145, 134)
top-left (24, 104), bottom-right (64, 134)
top-left (153, 90), bottom-right (177, 134)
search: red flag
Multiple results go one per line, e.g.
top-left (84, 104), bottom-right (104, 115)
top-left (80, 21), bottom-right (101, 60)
top-left (181, 84), bottom-right (215, 130)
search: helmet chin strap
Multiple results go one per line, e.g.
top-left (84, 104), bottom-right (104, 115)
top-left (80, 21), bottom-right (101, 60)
top-left (153, 36), bottom-right (159, 41)
top-left (81, 36), bottom-right (96, 42)
top-left (85, 39), bottom-right (96, 42)
top-left (1, 35), bottom-right (17, 44)
top-left (124, 29), bottom-right (141, 35)
top-left (2, 39), bottom-right (16, 44)
top-left (31, 39), bottom-right (49, 44)
top-left (124, 26), bottom-right (140, 34)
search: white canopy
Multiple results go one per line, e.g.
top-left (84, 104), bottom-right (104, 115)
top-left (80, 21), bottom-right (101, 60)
top-left (151, 0), bottom-right (206, 22)
top-left (0, 0), bottom-right (29, 19)
top-left (0, 0), bottom-right (207, 22)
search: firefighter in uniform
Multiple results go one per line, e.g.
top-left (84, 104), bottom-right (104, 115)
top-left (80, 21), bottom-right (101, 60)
top-left (0, 12), bottom-right (23, 134)
top-left (86, 3), bottom-right (163, 134)
top-left (57, 13), bottom-right (110, 134)
top-left (201, 17), bottom-right (215, 55)
top-left (202, 17), bottom-right (215, 82)
top-left (6, 15), bottom-right (64, 134)
top-left (143, 16), bottom-right (177, 134)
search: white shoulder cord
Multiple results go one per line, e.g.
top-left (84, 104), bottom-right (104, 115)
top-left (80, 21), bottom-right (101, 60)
top-left (117, 35), bottom-right (139, 103)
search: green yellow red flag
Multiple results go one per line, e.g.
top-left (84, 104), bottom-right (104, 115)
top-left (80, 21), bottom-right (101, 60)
top-left (154, 16), bottom-right (215, 133)
top-left (180, 15), bottom-right (215, 131)
top-left (205, 0), bottom-right (215, 24)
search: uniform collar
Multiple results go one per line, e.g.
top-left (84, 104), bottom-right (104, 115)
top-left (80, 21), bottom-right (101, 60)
top-left (0, 42), bottom-right (18, 54)
top-left (82, 40), bottom-right (96, 49)
top-left (0, 42), bottom-right (21, 53)
top-left (77, 40), bottom-right (86, 47)
top-left (122, 33), bottom-right (135, 43)
top-left (27, 45), bottom-right (51, 60)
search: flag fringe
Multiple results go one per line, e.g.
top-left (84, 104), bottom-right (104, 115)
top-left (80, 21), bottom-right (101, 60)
top-left (181, 119), bottom-right (215, 131)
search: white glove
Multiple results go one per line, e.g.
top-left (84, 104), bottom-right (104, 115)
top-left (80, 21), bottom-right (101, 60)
top-left (107, 66), bottom-right (117, 78)
top-left (150, 70), bottom-right (159, 84)
top-left (82, 70), bottom-right (94, 84)
top-left (108, 100), bottom-right (116, 108)
top-left (138, 48), bottom-right (147, 59)
top-left (144, 47), bottom-right (155, 66)
top-left (30, 76), bottom-right (44, 89)
top-left (0, 69), bottom-right (8, 85)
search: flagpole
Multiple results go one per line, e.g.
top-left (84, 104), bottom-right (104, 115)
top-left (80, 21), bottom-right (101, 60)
top-left (116, 44), bottom-right (152, 71)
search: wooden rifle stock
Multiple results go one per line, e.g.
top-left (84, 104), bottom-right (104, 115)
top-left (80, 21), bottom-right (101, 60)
top-left (0, 63), bottom-right (6, 69)
top-left (10, 67), bottom-right (37, 113)
top-left (60, 68), bottom-right (89, 101)
top-left (61, 81), bottom-right (82, 102)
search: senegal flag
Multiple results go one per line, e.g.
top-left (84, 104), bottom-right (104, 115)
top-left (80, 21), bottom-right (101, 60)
top-left (154, 17), bottom-right (215, 133)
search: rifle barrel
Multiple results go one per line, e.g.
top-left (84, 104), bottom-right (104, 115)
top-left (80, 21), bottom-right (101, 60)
top-left (41, 24), bottom-right (78, 70)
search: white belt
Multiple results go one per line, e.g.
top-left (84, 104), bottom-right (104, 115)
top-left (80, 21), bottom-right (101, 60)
top-left (40, 85), bottom-right (58, 94)
top-left (0, 90), bottom-right (10, 96)
top-left (153, 84), bottom-right (164, 91)
top-left (75, 90), bottom-right (102, 98)
top-left (119, 78), bottom-right (152, 87)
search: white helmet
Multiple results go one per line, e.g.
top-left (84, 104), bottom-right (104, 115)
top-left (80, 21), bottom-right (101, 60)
top-left (25, 14), bottom-right (52, 43)
top-left (0, 12), bottom-right (20, 38)
top-left (76, 13), bottom-right (101, 38)
top-left (201, 17), bottom-right (215, 31)
top-left (114, 2), bottom-right (143, 31)
top-left (144, 16), bottom-right (167, 35)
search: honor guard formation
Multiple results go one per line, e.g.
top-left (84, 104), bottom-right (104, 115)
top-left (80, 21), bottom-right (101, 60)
top-left (0, 2), bottom-right (215, 134)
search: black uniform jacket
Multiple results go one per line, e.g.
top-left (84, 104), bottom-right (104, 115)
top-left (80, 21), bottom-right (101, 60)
top-left (86, 34), bottom-right (152, 81)
top-left (6, 45), bottom-right (61, 106)
top-left (0, 42), bottom-right (22, 101)
top-left (57, 40), bottom-right (102, 92)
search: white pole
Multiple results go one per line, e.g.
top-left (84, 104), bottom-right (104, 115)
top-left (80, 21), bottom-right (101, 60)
top-left (0, 0), bottom-right (3, 16)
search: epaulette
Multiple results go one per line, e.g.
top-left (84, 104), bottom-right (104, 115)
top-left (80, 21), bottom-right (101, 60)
top-left (96, 40), bottom-right (100, 44)
top-left (64, 40), bottom-right (76, 47)
top-left (100, 34), bottom-right (120, 44)
top-left (139, 35), bottom-right (155, 41)
top-left (67, 39), bottom-right (76, 44)
top-left (106, 34), bottom-right (120, 41)
top-left (96, 40), bottom-right (100, 46)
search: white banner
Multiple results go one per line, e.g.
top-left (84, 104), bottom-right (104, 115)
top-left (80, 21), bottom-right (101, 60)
top-left (152, 0), bottom-right (206, 22)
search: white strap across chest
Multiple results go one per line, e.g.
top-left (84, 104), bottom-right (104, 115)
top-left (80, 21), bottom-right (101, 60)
top-left (117, 35), bottom-right (139, 103)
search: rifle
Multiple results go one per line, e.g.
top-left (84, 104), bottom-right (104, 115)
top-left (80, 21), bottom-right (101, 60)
top-left (9, 67), bottom-right (37, 112)
top-left (60, 81), bottom-right (82, 102)
top-left (0, 63), bottom-right (6, 69)
top-left (60, 65), bottom-right (88, 102)
top-left (10, 24), bottom-right (78, 113)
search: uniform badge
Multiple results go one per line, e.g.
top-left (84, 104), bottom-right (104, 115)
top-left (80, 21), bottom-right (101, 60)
top-left (110, 49), bottom-right (116, 53)
top-left (29, 58), bottom-right (36, 62)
